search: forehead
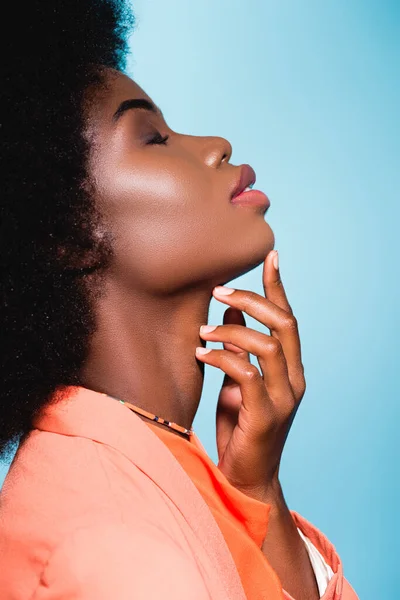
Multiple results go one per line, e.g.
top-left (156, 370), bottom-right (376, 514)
top-left (87, 69), bottom-right (154, 126)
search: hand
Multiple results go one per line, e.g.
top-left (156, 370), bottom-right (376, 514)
top-left (196, 250), bottom-right (306, 502)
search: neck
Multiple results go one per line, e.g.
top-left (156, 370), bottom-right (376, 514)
top-left (79, 277), bottom-right (211, 434)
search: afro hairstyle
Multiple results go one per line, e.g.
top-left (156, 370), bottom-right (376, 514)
top-left (0, 0), bottom-right (136, 461)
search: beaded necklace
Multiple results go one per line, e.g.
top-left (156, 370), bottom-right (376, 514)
top-left (103, 392), bottom-right (194, 438)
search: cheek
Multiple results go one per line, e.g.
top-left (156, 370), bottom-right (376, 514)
top-left (98, 162), bottom-right (275, 293)
top-left (113, 208), bottom-right (274, 294)
top-left (104, 173), bottom-right (216, 291)
top-left (117, 218), bottom-right (211, 291)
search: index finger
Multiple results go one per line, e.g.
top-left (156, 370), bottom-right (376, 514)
top-left (263, 250), bottom-right (293, 315)
top-left (261, 251), bottom-right (305, 395)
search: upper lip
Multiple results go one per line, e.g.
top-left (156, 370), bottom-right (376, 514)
top-left (231, 164), bottom-right (256, 199)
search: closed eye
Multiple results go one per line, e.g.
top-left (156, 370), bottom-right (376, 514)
top-left (147, 132), bottom-right (169, 145)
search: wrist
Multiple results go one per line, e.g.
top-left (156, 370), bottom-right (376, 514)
top-left (236, 473), bottom-right (284, 506)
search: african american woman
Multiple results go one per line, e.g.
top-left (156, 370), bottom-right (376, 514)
top-left (0, 1), bottom-right (359, 599)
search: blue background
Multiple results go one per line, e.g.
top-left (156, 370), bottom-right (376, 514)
top-left (2, 1), bottom-right (399, 598)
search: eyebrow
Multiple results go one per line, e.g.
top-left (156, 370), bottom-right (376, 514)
top-left (112, 98), bottom-right (165, 123)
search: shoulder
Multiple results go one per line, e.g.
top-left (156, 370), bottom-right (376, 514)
top-left (33, 520), bottom-right (211, 600)
top-left (0, 430), bottom-right (122, 586)
top-left (1, 429), bottom-right (118, 523)
top-left (1, 429), bottom-right (198, 598)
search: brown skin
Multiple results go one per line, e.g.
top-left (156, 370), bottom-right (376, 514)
top-left (199, 256), bottom-right (318, 600)
top-left (79, 69), bottom-right (319, 600)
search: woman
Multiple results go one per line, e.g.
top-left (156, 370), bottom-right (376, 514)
top-left (0, 1), bottom-right (359, 598)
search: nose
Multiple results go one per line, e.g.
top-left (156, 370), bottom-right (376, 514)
top-left (199, 135), bottom-right (233, 167)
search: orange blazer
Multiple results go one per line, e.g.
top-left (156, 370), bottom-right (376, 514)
top-left (0, 386), bottom-right (358, 599)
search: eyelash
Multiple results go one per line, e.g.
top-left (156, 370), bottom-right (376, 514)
top-left (147, 132), bottom-right (170, 145)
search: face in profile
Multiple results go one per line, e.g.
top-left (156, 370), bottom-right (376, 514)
top-left (85, 69), bottom-right (275, 296)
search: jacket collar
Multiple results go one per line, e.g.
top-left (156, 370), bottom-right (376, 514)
top-left (32, 385), bottom-right (247, 600)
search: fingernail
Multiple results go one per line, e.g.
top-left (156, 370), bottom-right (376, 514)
top-left (213, 286), bottom-right (235, 295)
top-left (200, 325), bottom-right (217, 333)
top-left (273, 251), bottom-right (279, 270)
top-left (196, 347), bottom-right (212, 355)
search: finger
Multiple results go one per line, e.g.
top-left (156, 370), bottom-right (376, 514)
top-left (263, 251), bottom-right (305, 399)
top-left (263, 250), bottom-right (293, 314)
top-left (221, 307), bottom-right (250, 371)
top-left (199, 324), bottom-right (293, 407)
top-left (215, 380), bottom-right (243, 462)
top-left (211, 287), bottom-right (304, 398)
top-left (195, 347), bottom-right (275, 439)
top-left (221, 307), bottom-right (249, 354)
top-left (216, 310), bottom-right (253, 457)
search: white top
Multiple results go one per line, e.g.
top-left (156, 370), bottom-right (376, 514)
top-left (298, 527), bottom-right (335, 596)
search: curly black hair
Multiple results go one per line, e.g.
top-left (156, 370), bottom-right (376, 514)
top-left (1, 1), bottom-right (136, 461)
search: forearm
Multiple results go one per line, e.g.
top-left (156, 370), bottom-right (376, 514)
top-left (260, 481), bottom-right (320, 600)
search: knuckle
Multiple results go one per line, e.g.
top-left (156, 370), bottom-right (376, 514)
top-left (264, 337), bottom-right (282, 354)
top-left (294, 376), bottom-right (306, 401)
top-left (283, 314), bottom-right (298, 330)
top-left (244, 365), bottom-right (261, 381)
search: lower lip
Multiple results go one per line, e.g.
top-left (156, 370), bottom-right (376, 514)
top-left (230, 189), bottom-right (270, 209)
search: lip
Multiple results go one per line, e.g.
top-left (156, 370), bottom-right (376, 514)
top-left (230, 189), bottom-right (270, 210)
top-left (231, 164), bottom-right (257, 199)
